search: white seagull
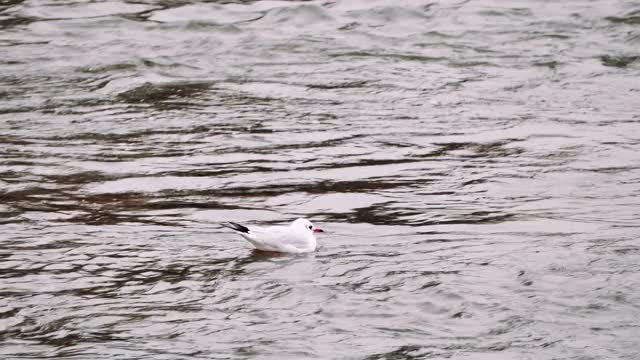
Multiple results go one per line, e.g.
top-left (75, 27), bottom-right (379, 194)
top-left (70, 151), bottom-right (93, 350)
top-left (222, 218), bottom-right (324, 253)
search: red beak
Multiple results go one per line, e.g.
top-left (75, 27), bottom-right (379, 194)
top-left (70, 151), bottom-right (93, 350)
top-left (313, 228), bottom-right (324, 233)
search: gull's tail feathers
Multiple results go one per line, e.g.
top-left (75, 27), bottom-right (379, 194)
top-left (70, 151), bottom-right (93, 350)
top-left (221, 222), bottom-right (250, 234)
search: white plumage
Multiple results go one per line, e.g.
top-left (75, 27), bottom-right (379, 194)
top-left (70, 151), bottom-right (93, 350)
top-left (222, 218), bottom-right (324, 253)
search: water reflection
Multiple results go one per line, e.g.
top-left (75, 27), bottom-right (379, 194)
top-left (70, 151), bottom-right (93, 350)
top-left (2, 0), bottom-right (640, 359)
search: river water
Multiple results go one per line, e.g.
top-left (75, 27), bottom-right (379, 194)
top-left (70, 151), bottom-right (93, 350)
top-left (1, 0), bottom-right (640, 359)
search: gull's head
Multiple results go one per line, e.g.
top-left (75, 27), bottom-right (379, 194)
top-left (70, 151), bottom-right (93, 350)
top-left (291, 218), bottom-right (324, 234)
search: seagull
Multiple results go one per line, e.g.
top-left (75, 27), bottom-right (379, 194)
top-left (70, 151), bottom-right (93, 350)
top-left (221, 218), bottom-right (324, 253)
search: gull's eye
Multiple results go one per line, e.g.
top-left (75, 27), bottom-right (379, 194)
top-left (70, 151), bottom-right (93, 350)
top-left (308, 225), bottom-right (312, 230)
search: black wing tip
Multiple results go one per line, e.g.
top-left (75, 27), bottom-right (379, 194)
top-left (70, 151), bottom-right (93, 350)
top-left (222, 222), bottom-right (250, 233)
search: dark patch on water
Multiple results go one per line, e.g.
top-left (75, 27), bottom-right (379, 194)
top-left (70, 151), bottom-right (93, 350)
top-left (117, 81), bottom-right (214, 104)
top-left (600, 54), bottom-right (640, 68)
top-left (605, 12), bottom-right (640, 25)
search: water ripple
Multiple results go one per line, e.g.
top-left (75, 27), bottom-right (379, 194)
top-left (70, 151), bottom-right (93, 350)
top-left (1, 0), bottom-right (640, 359)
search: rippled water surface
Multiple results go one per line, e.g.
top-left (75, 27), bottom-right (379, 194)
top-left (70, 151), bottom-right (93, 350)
top-left (2, 0), bottom-right (640, 359)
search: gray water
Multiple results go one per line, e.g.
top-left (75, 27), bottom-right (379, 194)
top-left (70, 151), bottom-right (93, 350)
top-left (1, 0), bottom-right (640, 359)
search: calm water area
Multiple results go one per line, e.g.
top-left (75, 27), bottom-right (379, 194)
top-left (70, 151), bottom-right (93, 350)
top-left (1, 1), bottom-right (640, 359)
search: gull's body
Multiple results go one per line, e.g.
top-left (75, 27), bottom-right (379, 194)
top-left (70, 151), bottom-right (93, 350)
top-left (222, 218), bottom-right (324, 253)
